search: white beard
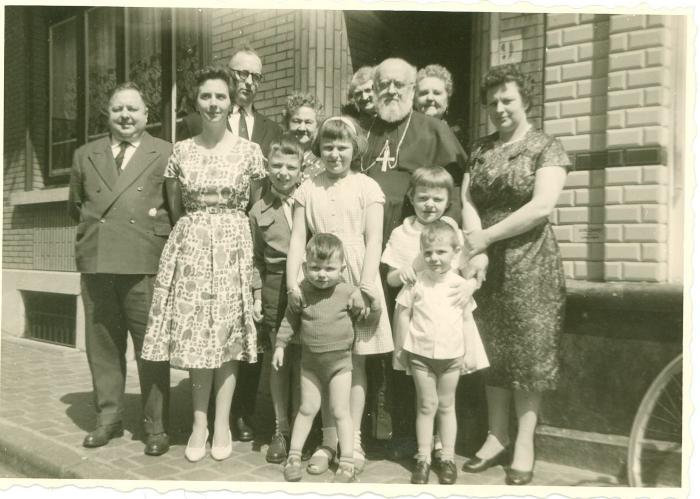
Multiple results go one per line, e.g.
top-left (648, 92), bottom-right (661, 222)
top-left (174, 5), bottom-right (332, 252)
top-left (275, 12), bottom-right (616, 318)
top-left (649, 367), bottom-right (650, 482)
top-left (377, 97), bottom-right (412, 123)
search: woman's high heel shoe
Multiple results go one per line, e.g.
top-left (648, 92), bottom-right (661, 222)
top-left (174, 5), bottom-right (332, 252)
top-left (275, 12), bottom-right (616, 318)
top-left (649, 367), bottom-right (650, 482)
top-left (505, 467), bottom-right (534, 485)
top-left (185, 429), bottom-right (209, 462)
top-left (461, 446), bottom-right (510, 473)
top-left (211, 429), bottom-right (233, 461)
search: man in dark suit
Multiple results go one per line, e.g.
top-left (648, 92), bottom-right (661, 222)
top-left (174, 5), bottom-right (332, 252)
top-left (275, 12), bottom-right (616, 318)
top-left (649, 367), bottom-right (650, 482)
top-left (68, 82), bottom-right (172, 456)
top-left (181, 47), bottom-right (281, 443)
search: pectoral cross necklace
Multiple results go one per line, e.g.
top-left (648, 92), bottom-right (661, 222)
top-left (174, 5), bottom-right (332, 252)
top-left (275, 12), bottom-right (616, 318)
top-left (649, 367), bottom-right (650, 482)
top-left (360, 111), bottom-right (413, 173)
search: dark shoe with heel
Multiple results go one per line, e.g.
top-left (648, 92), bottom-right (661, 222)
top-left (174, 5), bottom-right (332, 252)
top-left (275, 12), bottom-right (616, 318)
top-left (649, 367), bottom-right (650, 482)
top-left (144, 432), bottom-right (170, 456)
top-left (462, 447), bottom-right (510, 473)
top-left (411, 459), bottom-right (431, 484)
top-left (83, 424), bottom-right (124, 448)
top-left (506, 467), bottom-right (534, 485)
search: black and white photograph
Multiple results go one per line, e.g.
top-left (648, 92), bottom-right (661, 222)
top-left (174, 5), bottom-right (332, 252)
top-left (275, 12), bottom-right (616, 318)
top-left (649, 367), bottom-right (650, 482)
top-left (0, 0), bottom-right (694, 498)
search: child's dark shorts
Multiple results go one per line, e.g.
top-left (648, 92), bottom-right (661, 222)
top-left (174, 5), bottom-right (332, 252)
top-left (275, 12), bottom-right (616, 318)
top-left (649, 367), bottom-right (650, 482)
top-left (407, 352), bottom-right (461, 377)
top-left (301, 348), bottom-right (353, 385)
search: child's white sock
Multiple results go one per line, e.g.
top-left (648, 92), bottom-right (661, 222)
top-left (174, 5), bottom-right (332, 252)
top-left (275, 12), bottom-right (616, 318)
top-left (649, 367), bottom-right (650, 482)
top-left (354, 430), bottom-right (362, 450)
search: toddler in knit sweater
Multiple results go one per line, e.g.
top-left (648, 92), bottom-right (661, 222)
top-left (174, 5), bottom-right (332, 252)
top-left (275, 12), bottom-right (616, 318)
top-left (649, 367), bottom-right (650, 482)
top-left (273, 233), bottom-right (379, 483)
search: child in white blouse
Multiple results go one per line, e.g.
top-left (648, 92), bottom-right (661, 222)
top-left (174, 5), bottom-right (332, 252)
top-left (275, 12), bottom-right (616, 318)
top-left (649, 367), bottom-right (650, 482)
top-left (394, 220), bottom-right (482, 485)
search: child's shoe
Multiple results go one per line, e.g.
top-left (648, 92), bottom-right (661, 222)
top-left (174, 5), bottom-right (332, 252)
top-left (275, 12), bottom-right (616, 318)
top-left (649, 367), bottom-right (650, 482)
top-left (283, 455), bottom-right (303, 482)
top-left (437, 458), bottom-right (457, 484)
top-left (307, 445), bottom-right (336, 474)
top-left (333, 460), bottom-right (355, 483)
top-left (411, 459), bottom-right (430, 484)
top-left (266, 431), bottom-right (289, 464)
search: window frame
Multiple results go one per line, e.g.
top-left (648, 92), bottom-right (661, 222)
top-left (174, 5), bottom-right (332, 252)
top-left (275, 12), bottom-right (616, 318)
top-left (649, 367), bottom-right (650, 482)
top-left (46, 7), bottom-right (210, 179)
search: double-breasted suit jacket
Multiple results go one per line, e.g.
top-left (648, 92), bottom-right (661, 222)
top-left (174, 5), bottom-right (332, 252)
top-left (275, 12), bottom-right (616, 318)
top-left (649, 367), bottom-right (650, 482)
top-left (69, 132), bottom-right (173, 274)
top-left (68, 131), bottom-right (172, 435)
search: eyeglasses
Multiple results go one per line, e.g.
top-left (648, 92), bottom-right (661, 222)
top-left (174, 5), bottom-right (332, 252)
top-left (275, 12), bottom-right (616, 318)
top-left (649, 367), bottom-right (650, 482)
top-left (230, 69), bottom-right (264, 85)
top-left (376, 79), bottom-right (413, 92)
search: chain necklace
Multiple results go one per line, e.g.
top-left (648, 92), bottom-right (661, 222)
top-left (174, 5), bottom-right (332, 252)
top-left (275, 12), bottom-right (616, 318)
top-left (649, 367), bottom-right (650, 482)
top-left (360, 111), bottom-right (413, 173)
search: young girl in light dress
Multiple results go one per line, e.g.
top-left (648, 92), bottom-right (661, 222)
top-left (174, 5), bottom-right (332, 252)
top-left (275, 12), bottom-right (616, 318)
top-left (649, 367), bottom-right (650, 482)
top-left (285, 116), bottom-right (394, 475)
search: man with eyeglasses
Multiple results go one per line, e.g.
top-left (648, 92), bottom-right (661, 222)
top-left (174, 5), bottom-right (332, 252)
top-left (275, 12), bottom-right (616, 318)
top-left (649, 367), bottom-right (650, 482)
top-left (182, 47), bottom-right (282, 159)
top-left (359, 57), bottom-right (467, 462)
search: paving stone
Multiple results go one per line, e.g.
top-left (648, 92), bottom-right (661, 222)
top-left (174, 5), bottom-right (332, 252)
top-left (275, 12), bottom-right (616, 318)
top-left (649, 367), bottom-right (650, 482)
top-left (0, 337), bottom-right (623, 486)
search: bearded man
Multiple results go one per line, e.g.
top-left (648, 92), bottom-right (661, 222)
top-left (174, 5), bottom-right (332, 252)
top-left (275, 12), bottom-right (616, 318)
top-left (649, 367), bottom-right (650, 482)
top-left (360, 58), bottom-right (466, 244)
top-left (359, 58), bottom-right (468, 461)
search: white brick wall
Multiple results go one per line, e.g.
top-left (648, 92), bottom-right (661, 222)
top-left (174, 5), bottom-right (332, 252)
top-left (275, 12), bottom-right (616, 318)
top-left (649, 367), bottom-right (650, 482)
top-left (545, 13), bottom-right (673, 283)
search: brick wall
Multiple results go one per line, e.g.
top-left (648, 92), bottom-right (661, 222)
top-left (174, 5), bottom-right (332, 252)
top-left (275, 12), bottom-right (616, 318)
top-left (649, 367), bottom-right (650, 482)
top-left (545, 13), bottom-right (674, 282)
top-left (3, 8), bottom-right (33, 270)
top-left (211, 8), bottom-right (296, 124)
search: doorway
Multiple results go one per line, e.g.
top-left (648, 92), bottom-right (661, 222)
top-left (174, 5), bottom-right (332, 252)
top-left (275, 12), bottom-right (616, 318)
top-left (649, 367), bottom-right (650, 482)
top-left (343, 10), bottom-right (484, 142)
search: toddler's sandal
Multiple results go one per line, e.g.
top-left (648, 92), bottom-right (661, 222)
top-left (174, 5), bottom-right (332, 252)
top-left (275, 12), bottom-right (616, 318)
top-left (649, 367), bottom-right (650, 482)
top-left (306, 445), bottom-right (335, 475)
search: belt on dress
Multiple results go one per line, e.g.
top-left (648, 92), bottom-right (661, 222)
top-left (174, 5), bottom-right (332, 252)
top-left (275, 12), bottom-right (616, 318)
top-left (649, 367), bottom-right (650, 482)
top-left (190, 206), bottom-right (243, 215)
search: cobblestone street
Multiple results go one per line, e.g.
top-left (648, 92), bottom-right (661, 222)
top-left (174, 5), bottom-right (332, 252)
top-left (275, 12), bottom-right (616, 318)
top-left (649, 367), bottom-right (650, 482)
top-left (0, 336), bottom-right (623, 493)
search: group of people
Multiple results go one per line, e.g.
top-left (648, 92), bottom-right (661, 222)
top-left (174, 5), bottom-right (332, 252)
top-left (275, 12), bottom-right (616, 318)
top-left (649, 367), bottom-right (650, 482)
top-left (68, 45), bottom-right (571, 486)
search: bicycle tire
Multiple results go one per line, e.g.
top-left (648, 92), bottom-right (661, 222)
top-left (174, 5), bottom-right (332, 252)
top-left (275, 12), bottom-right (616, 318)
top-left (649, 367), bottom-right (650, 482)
top-left (627, 353), bottom-right (683, 487)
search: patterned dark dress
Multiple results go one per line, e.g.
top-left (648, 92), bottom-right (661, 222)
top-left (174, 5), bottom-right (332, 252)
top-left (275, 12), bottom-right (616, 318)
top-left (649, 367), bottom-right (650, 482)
top-left (468, 128), bottom-right (571, 391)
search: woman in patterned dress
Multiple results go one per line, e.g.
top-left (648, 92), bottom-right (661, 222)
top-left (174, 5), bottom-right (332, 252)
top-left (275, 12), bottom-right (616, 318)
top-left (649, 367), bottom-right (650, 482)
top-left (282, 92), bottom-right (325, 183)
top-left (460, 64), bottom-right (571, 485)
top-left (141, 67), bottom-right (266, 462)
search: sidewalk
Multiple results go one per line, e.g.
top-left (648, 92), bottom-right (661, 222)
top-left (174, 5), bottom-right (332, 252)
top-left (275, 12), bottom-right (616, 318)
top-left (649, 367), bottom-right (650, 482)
top-left (0, 336), bottom-right (621, 486)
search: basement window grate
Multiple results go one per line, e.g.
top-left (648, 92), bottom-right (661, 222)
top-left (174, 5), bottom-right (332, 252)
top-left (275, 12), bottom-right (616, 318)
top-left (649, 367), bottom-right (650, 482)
top-left (22, 291), bottom-right (76, 347)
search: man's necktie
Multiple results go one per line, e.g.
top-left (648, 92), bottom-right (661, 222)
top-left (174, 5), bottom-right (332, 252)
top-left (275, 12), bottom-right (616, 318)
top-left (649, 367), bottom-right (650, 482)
top-left (238, 108), bottom-right (250, 140)
top-left (115, 141), bottom-right (129, 174)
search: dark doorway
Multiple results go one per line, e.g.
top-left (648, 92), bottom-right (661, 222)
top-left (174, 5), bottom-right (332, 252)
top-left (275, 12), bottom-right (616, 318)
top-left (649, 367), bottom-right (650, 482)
top-left (344, 10), bottom-right (479, 138)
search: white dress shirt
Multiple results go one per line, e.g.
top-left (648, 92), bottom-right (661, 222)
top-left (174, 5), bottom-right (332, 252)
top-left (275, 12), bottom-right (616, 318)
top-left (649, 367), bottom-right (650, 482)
top-left (110, 137), bottom-right (141, 172)
top-left (229, 104), bottom-right (255, 138)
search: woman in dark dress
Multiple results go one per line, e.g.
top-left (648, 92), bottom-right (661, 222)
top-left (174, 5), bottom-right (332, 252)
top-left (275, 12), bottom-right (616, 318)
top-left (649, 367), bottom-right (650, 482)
top-left (460, 64), bottom-right (571, 485)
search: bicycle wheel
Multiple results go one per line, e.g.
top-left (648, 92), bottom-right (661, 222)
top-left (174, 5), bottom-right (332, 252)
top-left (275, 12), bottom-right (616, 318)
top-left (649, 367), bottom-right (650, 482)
top-left (627, 353), bottom-right (683, 487)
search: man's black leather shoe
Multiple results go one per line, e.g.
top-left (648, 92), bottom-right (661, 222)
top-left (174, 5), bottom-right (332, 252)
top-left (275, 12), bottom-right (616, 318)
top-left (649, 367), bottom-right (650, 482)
top-left (234, 416), bottom-right (254, 442)
top-left (144, 432), bottom-right (170, 456)
top-left (83, 424), bottom-right (124, 448)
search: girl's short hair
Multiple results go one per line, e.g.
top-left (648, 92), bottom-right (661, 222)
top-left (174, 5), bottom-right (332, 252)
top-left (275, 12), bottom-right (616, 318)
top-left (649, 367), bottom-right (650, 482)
top-left (416, 64), bottom-right (454, 97)
top-left (311, 116), bottom-right (368, 168)
top-left (281, 91), bottom-right (324, 129)
top-left (192, 66), bottom-right (234, 104)
top-left (479, 64), bottom-right (534, 109)
top-left (420, 220), bottom-right (460, 249)
top-left (306, 233), bottom-right (345, 262)
top-left (407, 166), bottom-right (455, 205)
top-left (268, 132), bottom-right (305, 164)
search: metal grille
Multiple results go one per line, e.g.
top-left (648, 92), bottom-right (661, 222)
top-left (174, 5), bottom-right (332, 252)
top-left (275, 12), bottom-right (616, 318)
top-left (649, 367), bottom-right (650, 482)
top-left (22, 291), bottom-right (76, 347)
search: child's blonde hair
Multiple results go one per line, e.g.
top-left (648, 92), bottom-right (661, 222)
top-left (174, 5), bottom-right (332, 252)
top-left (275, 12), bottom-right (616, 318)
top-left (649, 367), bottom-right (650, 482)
top-left (408, 166), bottom-right (455, 206)
top-left (420, 220), bottom-right (461, 249)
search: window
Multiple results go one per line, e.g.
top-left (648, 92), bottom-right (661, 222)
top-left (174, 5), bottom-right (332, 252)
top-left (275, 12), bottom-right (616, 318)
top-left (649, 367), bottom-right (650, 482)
top-left (49, 17), bottom-right (79, 176)
top-left (47, 7), bottom-right (210, 178)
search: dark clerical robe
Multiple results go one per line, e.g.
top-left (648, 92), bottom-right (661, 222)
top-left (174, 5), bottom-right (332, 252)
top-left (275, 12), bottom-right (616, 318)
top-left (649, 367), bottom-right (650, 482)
top-left (359, 110), bottom-right (467, 244)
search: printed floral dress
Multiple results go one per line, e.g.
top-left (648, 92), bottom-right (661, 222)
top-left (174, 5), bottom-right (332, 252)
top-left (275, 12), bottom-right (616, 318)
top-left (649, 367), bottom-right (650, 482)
top-left (142, 137), bottom-right (266, 369)
top-left (468, 128), bottom-right (571, 391)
